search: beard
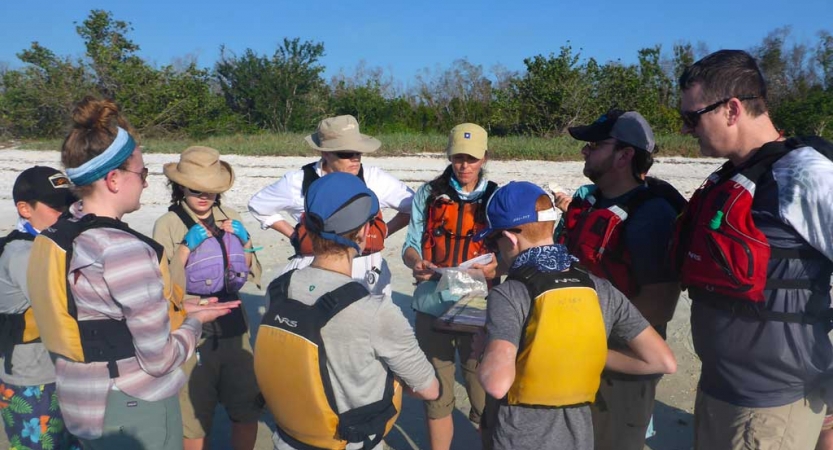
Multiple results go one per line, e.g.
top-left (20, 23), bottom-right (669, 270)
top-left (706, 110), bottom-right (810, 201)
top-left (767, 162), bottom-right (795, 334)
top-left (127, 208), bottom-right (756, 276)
top-left (583, 154), bottom-right (615, 182)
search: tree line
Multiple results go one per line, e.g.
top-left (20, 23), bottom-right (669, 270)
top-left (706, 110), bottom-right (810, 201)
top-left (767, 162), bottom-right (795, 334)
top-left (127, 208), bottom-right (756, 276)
top-left (1, 10), bottom-right (831, 141)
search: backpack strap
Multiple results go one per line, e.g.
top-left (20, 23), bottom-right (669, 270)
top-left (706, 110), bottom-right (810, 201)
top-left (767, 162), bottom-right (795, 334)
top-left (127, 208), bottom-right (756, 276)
top-left (171, 204), bottom-right (198, 230)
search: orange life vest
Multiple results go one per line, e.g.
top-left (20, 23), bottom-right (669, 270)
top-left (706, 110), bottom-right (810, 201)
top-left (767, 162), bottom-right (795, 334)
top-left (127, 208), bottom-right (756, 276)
top-left (291, 163), bottom-right (386, 256)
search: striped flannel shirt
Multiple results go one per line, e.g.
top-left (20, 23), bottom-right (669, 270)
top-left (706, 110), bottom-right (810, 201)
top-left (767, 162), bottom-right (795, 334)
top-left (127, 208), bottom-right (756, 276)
top-left (54, 205), bottom-right (202, 439)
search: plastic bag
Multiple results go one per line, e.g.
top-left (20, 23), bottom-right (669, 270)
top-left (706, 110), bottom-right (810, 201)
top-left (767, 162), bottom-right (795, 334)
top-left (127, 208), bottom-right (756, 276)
top-left (435, 267), bottom-right (488, 298)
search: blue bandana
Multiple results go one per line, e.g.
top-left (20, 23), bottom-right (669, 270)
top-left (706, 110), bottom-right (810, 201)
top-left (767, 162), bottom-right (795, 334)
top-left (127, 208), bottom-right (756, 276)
top-left (510, 244), bottom-right (577, 273)
top-left (65, 127), bottom-right (136, 186)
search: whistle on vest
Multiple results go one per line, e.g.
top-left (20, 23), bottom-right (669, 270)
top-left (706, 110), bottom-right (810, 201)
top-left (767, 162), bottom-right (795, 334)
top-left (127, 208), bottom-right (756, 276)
top-left (709, 211), bottom-right (724, 230)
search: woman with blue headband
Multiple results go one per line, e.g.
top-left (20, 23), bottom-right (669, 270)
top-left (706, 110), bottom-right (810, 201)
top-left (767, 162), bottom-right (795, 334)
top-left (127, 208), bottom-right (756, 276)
top-left (26, 97), bottom-right (239, 450)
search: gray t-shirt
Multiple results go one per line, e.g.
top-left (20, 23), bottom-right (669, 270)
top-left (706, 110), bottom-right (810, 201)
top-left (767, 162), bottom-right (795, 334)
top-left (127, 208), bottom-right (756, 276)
top-left (486, 271), bottom-right (649, 450)
top-left (0, 238), bottom-right (57, 386)
top-left (272, 267), bottom-right (435, 450)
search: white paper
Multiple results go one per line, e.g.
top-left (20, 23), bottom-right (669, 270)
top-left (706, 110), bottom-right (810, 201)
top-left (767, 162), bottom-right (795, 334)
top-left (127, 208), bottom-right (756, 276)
top-left (433, 253), bottom-right (495, 274)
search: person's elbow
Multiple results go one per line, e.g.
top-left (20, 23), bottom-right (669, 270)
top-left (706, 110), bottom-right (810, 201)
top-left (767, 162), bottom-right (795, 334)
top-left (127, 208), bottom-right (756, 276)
top-left (658, 346), bottom-right (677, 375)
top-left (478, 367), bottom-right (513, 399)
top-left (412, 377), bottom-right (440, 401)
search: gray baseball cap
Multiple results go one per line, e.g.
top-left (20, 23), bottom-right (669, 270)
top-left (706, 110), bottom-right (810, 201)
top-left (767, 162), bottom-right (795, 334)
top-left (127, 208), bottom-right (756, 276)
top-left (568, 109), bottom-right (656, 154)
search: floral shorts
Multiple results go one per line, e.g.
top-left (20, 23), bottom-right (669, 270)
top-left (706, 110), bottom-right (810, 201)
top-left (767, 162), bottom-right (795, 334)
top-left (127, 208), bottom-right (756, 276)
top-left (0, 382), bottom-right (80, 450)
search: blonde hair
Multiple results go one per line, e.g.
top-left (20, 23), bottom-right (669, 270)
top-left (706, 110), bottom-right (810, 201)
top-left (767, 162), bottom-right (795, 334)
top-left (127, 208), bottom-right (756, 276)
top-left (516, 194), bottom-right (556, 241)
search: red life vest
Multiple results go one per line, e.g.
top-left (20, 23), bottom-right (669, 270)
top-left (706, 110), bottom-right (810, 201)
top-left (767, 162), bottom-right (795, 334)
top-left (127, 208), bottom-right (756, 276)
top-left (422, 181), bottom-right (498, 268)
top-left (560, 178), bottom-right (685, 298)
top-left (671, 137), bottom-right (833, 321)
top-left (291, 163), bottom-right (387, 257)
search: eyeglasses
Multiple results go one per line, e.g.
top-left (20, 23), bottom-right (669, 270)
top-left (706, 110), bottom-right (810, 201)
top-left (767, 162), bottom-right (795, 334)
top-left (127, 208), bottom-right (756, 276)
top-left (333, 151), bottom-right (362, 159)
top-left (120, 167), bottom-right (148, 183)
top-left (583, 140), bottom-right (617, 151)
top-left (484, 228), bottom-right (522, 248)
top-left (680, 95), bottom-right (759, 129)
top-left (185, 187), bottom-right (206, 196)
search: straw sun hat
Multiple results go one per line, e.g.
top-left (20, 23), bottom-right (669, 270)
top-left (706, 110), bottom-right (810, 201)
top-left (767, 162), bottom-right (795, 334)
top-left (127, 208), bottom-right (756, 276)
top-left (163, 146), bottom-right (234, 194)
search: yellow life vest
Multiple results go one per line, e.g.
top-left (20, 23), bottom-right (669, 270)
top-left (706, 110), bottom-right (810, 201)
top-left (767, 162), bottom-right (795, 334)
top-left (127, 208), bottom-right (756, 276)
top-left (255, 270), bottom-right (402, 450)
top-left (506, 266), bottom-right (608, 407)
top-left (27, 214), bottom-right (186, 378)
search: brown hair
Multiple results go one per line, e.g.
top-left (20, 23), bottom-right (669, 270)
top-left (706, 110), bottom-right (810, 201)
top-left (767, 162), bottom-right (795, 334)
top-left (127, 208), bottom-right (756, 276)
top-left (61, 96), bottom-right (138, 196)
top-left (678, 50), bottom-right (768, 117)
top-left (516, 194), bottom-right (556, 242)
top-left (309, 227), bottom-right (364, 256)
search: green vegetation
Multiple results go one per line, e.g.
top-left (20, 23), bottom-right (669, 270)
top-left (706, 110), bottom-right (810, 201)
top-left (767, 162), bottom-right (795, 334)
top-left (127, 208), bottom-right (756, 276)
top-left (20, 132), bottom-right (700, 161)
top-left (2, 10), bottom-right (831, 152)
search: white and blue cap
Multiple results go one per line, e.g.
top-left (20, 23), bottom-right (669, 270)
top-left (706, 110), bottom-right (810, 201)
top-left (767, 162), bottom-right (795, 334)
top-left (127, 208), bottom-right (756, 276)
top-left (474, 181), bottom-right (560, 242)
top-left (303, 172), bottom-right (380, 253)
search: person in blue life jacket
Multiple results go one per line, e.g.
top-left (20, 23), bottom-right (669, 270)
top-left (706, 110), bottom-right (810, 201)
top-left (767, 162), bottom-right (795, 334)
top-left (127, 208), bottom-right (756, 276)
top-left (553, 110), bottom-right (684, 450)
top-left (672, 49), bottom-right (833, 450)
top-left (254, 172), bottom-right (439, 450)
top-left (0, 166), bottom-right (81, 450)
top-left (153, 146), bottom-right (263, 450)
top-left (474, 181), bottom-right (676, 450)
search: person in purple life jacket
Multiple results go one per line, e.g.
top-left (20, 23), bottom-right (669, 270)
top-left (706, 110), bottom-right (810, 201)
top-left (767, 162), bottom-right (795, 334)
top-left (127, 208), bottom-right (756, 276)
top-left (153, 146), bottom-right (263, 450)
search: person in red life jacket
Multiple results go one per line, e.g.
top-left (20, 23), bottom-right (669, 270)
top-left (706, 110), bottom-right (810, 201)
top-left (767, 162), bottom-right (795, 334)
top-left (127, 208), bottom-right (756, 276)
top-left (401, 123), bottom-right (497, 450)
top-left (474, 181), bottom-right (676, 450)
top-left (554, 109), bottom-right (685, 450)
top-left (672, 50), bottom-right (833, 450)
top-left (153, 147), bottom-right (263, 450)
top-left (248, 115), bottom-right (413, 299)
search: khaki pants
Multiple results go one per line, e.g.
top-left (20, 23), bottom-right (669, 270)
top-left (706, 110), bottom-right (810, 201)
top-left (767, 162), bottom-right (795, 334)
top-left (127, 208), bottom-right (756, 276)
top-left (414, 312), bottom-right (486, 422)
top-left (591, 375), bottom-right (659, 450)
top-left (694, 387), bottom-right (827, 450)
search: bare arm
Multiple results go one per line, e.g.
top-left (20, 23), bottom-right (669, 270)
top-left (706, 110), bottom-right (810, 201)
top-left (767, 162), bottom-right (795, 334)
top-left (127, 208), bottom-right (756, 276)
top-left (478, 339), bottom-right (518, 399)
top-left (385, 211), bottom-right (410, 237)
top-left (405, 378), bottom-right (440, 400)
top-left (605, 326), bottom-right (677, 375)
top-left (629, 282), bottom-right (681, 326)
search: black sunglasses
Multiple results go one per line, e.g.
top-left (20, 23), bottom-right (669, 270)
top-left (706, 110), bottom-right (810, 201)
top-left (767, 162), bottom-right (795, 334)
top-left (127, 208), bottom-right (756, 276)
top-left (680, 95), bottom-right (759, 129)
top-left (334, 151), bottom-right (362, 159)
top-left (185, 187), bottom-right (206, 196)
top-left (484, 228), bottom-right (522, 247)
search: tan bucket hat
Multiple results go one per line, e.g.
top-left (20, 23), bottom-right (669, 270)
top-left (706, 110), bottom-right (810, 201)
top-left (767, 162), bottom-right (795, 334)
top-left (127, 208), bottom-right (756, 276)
top-left (163, 146), bottom-right (235, 194)
top-left (305, 115), bottom-right (381, 153)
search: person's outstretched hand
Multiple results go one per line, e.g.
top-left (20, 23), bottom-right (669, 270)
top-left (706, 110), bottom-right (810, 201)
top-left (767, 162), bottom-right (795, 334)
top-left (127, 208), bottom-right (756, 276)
top-left (184, 297), bottom-right (241, 324)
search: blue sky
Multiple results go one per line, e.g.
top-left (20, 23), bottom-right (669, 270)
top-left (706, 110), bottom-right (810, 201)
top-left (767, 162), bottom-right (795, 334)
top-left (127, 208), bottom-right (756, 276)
top-left (1, 0), bottom-right (831, 87)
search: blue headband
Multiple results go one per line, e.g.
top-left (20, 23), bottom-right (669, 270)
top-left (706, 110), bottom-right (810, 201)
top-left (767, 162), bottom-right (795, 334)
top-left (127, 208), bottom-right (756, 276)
top-left (66, 127), bottom-right (136, 186)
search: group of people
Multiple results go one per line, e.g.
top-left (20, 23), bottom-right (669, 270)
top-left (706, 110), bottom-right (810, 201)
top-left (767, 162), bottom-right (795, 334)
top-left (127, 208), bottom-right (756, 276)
top-left (0, 48), bottom-right (832, 450)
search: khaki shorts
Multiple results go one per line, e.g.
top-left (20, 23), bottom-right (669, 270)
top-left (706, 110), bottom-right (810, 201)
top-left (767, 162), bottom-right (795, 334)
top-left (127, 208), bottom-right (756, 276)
top-left (414, 312), bottom-right (486, 422)
top-left (694, 387), bottom-right (827, 450)
top-left (591, 375), bottom-right (659, 450)
top-left (180, 332), bottom-right (262, 439)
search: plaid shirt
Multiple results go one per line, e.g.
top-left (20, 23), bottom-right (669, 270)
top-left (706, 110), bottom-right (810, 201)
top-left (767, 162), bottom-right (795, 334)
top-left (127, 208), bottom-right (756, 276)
top-left (54, 204), bottom-right (201, 439)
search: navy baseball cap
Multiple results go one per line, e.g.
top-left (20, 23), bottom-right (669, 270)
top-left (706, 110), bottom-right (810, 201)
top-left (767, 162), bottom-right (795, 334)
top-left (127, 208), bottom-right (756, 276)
top-left (474, 181), bottom-right (560, 242)
top-left (303, 172), bottom-right (380, 252)
top-left (569, 109), bottom-right (656, 154)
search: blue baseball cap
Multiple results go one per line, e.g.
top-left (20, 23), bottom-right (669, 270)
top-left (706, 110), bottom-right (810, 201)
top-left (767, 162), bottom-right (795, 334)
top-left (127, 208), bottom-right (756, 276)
top-left (474, 181), bottom-right (560, 242)
top-left (303, 172), bottom-right (380, 253)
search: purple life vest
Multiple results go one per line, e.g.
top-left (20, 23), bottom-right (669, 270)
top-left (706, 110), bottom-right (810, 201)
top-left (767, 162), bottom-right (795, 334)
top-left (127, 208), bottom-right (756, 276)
top-left (172, 205), bottom-right (250, 296)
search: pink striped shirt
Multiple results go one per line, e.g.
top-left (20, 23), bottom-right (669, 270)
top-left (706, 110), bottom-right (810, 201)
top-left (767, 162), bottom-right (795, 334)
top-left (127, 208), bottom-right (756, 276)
top-left (55, 205), bottom-right (201, 439)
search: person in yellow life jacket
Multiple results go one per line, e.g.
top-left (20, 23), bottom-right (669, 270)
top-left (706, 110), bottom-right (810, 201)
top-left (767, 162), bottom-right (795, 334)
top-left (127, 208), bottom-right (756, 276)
top-left (0, 166), bottom-right (80, 450)
top-left (401, 123), bottom-right (497, 450)
top-left (255, 172), bottom-right (439, 450)
top-left (474, 181), bottom-right (676, 450)
top-left (25, 96), bottom-right (240, 449)
top-left (554, 109), bottom-right (684, 450)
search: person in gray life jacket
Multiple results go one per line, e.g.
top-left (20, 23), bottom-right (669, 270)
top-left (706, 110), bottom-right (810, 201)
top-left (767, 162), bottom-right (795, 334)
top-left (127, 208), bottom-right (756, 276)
top-left (672, 49), bottom-right (833, 450)
top-left (0, 166), bottom-right (80, 450)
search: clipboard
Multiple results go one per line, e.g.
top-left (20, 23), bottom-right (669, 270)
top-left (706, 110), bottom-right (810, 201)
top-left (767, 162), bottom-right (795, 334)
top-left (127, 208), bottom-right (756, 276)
top-left (433, 294), bottom-right (488, 334)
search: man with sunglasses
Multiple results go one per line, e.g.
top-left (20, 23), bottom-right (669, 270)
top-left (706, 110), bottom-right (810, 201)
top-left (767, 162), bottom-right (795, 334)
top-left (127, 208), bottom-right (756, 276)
top-left (248, 115), bottom-right (414, 299)
top-left (553, 109), bottom-right (684, 450)
top-left (673, 50), bottom-right (833, 450)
